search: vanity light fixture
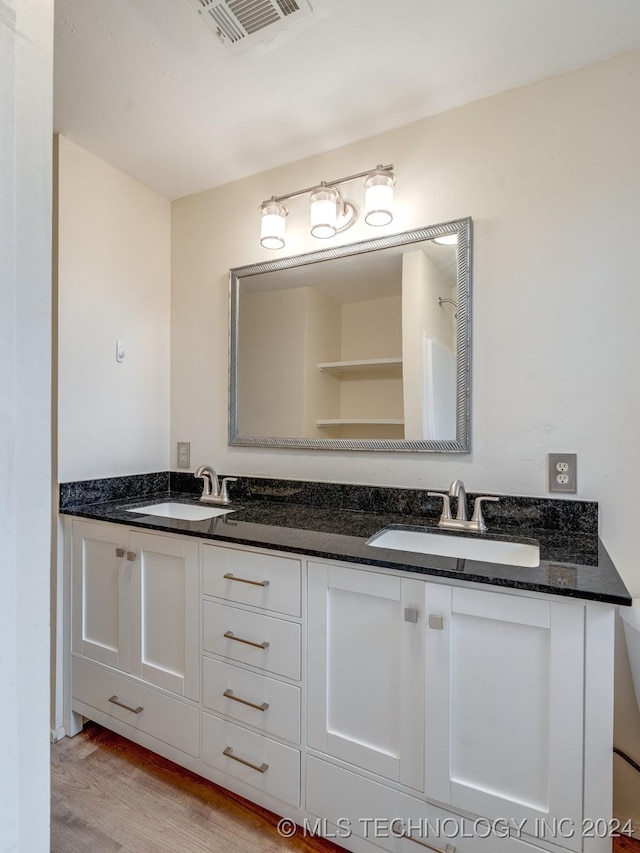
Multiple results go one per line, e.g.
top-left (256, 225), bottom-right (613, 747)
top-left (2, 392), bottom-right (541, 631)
top-left (259, 163), bottom-right (395, 249)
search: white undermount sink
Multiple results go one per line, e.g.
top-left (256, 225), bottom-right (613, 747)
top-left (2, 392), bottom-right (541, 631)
top-left (366, 527), bottom-right (540, 568)
top-left (126, 502), bottom-right (234, 521)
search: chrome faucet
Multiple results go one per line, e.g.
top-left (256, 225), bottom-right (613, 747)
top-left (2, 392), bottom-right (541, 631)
top-left (448, 478), bottom-right (468, 522)
top-left (194, 465), bottom-right (238, 505)
top-left (428, 479), bottom-right (499, 533)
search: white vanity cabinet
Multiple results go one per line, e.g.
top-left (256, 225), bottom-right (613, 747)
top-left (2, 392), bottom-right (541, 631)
top-left (69, 519), bottom-right (200, 756)
top-left (200, 542), bottom-right (303, 808)
top-left (72, 519), bottom-right (199, 698)
top-left (305, 560), bottom-right (614, 853)
top-left (307, 561), bottom-right (426, 792)
top-left (65, 518), bottom-right (615, 853)
top-left (70, 519), bottom-right (132, 672)
top-left (424, 584), bottom-right (585, 847)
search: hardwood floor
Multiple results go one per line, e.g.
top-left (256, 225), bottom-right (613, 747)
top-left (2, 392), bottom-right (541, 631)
top-left (52, 724), bottom-right (640, 853)
top-left (51, 724), bottom-right (337, 853)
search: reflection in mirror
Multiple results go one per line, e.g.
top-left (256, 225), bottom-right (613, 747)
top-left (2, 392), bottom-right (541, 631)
top-left (229, 218), bottom-right (471, 452)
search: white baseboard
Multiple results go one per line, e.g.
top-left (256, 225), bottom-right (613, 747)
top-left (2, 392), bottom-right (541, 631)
top-left (50, 725), bottom-right (66, 743)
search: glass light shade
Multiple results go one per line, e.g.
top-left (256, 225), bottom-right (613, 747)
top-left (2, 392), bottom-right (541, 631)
top-left (260, 201), bottom-right (287, 250)
top-left (309, 186), bottom-right (338, 239)
top-left (364, 170), bottom-right (395, 226)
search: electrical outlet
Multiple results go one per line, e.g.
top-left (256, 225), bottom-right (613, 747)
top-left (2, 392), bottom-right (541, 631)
top-left (177, 442), bottom-right (190, 469)
top-left (548, 453), bottom-right (577, 494)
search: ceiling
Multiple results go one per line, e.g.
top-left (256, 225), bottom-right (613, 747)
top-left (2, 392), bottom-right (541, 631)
top-left (246, 237), bottom-right (456, 303)
top-left (53, 0), bottom-right (640, 201)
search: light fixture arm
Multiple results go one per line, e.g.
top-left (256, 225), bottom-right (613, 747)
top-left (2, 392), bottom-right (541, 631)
top-left (261, 163), bottom-right (394, 207)
top-left (329, 184), bottom-right (357, 232)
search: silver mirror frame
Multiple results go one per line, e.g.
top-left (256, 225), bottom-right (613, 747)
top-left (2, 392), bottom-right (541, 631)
top-left (228, 217), bottom-right (472, 452)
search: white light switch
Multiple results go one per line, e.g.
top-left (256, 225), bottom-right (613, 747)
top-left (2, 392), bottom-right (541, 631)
top-left (116, 339), bottom-right (126, 362)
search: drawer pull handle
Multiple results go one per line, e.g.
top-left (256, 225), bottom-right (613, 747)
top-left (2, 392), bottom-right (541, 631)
top-left (108, 695), bottom-right (143, 714)
top-left (115, 547), bottom-right (126, 558)
top-left (223, 572), bottom-right (270, 587)
top-left (223, 689), bottom-right (269, 712)
top-left (223, 746), bottom-right (268, 774)
top-left (224, 630), bottom-right (269, 650)
top-left (401, 832), bottom-right (455, 853)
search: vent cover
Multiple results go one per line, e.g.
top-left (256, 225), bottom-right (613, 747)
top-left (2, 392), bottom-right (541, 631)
top-left (189, 0), bottom-right (313, 51)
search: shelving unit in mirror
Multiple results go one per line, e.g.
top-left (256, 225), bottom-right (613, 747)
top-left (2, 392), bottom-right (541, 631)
top-left (318, 358), bottom-right (403, 375)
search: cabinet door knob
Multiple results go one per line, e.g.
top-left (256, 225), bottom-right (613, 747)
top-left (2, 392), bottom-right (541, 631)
top-left (404, 607), bottom-right (419, 623)
top-left (428, 614), bottom-right (444, 630)
top-left (222, 746), bottom-right (268, 774)
top-left (115, 548), bottom-right (126, 558)
top-left (126, 551), bottom-right (136, 562)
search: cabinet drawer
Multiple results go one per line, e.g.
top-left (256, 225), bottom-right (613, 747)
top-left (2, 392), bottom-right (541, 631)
top-left (203, 600), bottom-right (301, 680)
top-left (203, 657), bottom-right (301, 744)
top-left (72, 656), bottom-right (198, 758)
top-left (306, 756), bottom-right (539, 853)
top-left (202, 712), bottom-right (300, 807)
top-left (202, 544), bottom-right (301, 617)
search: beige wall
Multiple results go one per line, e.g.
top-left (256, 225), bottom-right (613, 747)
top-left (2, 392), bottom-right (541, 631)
top-left (171, 49), bottom-right (640, 536)
top-left (57, 136), bottom-right (171, 482)
top-left (238, 287), bottom-right (307, 436)
top-left (170, 49), bottom-right (640, 823)
top-left (302, 288), bottom-right (341, 437)
top-left (339, 295), bottom-right (404, 423)
top-left (239, 285), bottom-right (346, 438)
top-left (340, 295), bottom-right (403, 361)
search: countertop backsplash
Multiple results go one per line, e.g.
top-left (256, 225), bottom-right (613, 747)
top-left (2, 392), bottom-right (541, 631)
top-left (58, 471), bottom-right (630, 606)
top-left (61, 470), bottom-right (598, 536)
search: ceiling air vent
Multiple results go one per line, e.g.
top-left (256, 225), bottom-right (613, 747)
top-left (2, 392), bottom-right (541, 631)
top-left (189, 0), bottom-right (314, 51)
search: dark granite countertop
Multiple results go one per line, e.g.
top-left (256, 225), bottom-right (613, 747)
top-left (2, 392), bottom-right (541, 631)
top-left (60, 481), bottom-right (631, 606)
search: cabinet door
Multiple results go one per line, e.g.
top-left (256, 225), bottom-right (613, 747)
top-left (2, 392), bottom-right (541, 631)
top-left (129, 531), bottom-right (199, 700)
top-left (308, 562), bottom-right (425, 791)
top-left (425, 584), bottom-right (584, 848)
top-left (72, 520), bottom-right (130, 672)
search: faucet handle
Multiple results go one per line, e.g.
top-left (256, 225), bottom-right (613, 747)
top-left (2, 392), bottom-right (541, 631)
top-left (471, 496), bottom-right (499, 533)
top-left (428, 492), bottom-right (452, 521)
top-left (220, 477), bottom-right (238, 504)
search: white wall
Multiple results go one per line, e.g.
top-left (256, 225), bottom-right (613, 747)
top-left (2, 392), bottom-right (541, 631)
top-left (171, 49), bottom-right (640, 822)
top-left (57, 136), bottom-right (171, 482)
top-left (0, 1), bottom-right (53, 850)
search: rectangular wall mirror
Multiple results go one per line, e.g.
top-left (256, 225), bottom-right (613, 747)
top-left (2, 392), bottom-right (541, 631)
top-left (229, 217), bottom-right (471, 452)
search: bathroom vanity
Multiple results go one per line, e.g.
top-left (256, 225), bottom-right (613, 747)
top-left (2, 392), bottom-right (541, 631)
top-left (61, 476), bottom-right (631, 853)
